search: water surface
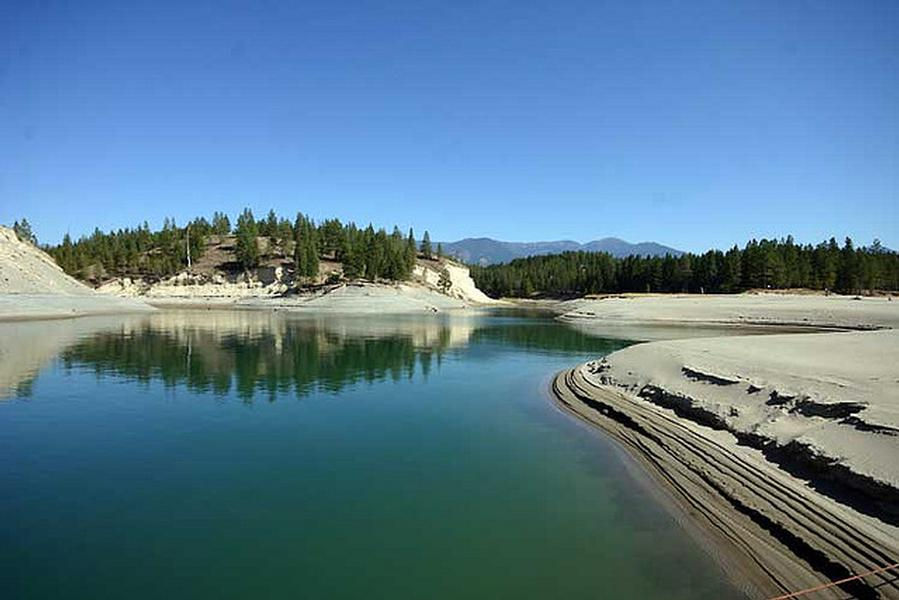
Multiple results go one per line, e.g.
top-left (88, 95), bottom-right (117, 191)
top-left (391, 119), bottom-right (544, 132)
top-left (0, 310), bottom-right (741, 599)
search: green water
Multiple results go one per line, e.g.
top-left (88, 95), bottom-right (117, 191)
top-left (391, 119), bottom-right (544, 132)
top-left (0, 310), bottom-right (741, 599)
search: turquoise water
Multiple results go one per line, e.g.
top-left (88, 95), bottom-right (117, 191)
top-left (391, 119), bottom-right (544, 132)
top-left (0, 310), bottom-right (741, 599)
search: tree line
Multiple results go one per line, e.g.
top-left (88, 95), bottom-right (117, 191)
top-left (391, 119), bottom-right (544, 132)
top-left (471, 237), bottom-right (899, 297)
top-left (41, 209), bottom-right (439, 284)
top-left (50, 216), bottom-right (210, 279)
top-left (229, 208), bottom-right (439, 281)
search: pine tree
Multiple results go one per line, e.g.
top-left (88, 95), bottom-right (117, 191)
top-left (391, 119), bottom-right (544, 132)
top-left (420, 231), bottom-right (432, 259)
top-left (293, 213), bottom-right (308, 277)
top-left (722, 246), bottom-right (742, 292)
top-left (337, 226), bottom-right (352, 263)
top-left (13, 218), bottom-right (37, 245)
top-left (838, 237), bottom-right (859, 293)
top-left (363, 225), bottom-right (381, 280)
top-left (343, 236), bottom-right (364, 280)
top-left (211, 212), bottom-right (231, 235)
top-left (320, 219), bottom-right (344, 257)
top-left (437, 267), bottom-right (452, 294)
top-left (56, 233), bottom-right (74, 272)
top-left (406, 228), bottom-right (417, 272)
top-left (264, 209), bottom-right (279, 250)
top-left (235, 208), bottom-right (259, 269)
top-left (303, 219), bottom-right (319, 278)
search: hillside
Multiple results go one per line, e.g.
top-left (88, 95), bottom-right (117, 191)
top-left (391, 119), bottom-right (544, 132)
top-left (93, 232), bottom-right (499, 310)
top-left (0, 226), bottom-right (94, 295)
top-left (0, 226), bottom-right (155, 320)
top-left (442, 237), bottom-right (682, 265)
top-left (0, 223), bottom-right (496, 317)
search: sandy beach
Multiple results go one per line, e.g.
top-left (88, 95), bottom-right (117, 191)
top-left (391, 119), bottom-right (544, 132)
top-left (552, 294), bottom-right (899, 598)
top-left (560, 293), bottom-right (899, 335)
top-left (138, 282), bottom-right (487, 314)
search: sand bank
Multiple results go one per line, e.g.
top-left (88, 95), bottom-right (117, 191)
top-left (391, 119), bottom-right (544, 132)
top-left (0, 294), bottom-right (156, 322)
top-left (141, 282), bottom-right (482, 314)
top-left (0, 280), bottom-right (486, 321)
top-left (560, 293), bottom-right (899, 336)
top-left (553, 295), bottom-right (899, 598)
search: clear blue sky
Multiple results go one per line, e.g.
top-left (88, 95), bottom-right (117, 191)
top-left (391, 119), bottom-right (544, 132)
top-left (1, 0), bottom-right (897, 252)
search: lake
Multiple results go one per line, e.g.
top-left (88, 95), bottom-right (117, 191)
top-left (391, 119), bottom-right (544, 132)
top-left (0, 309), bottom-right (742, 599)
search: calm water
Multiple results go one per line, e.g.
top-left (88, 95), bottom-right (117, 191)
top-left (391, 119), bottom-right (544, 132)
top-left (0, 310), bottom-right (741, 599)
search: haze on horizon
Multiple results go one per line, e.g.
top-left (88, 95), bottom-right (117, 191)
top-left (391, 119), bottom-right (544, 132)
top-left (1, 0), bottom-right (897, 252)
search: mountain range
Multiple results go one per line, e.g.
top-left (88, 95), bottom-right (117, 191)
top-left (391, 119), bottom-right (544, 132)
top-left (441, 237), bottom-right (684, 265)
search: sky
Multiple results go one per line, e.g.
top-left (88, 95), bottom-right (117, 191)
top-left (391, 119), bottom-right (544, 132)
top-left (1, 0), bottom-right (897, 252)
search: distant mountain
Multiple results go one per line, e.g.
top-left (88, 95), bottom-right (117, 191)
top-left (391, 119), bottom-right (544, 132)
top-left (442, 237), bottom-right (683, 265)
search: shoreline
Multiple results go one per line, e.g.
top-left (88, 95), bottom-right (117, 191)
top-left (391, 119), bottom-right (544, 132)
top-left (0, 280), bottom-right (500, 322)
top-left (540, 373), bottom-right (761, 599)
top-left (551, 365), bottom-right (899, 599)
top-left (548, 376), bottom-right (775, 599)
top-left (0, 298), bottom-right (481, 322)
top-left (549, 294), bottom-right (899, 598)
top-left (557, 293), bottom-right (899, 333)
top-left (0, 294), bottom-right (157, 323)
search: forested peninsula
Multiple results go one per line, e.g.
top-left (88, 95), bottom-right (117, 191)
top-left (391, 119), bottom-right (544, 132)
top-left (36, 209), bottom-right (442, 286)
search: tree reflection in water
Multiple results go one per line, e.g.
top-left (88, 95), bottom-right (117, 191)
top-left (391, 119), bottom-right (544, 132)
top-left (44, 310), bottom-right (631, 402)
